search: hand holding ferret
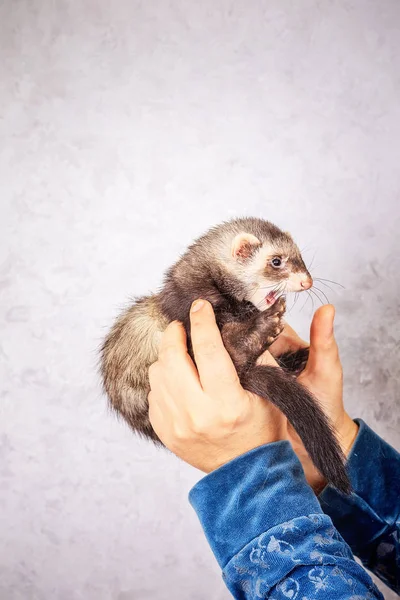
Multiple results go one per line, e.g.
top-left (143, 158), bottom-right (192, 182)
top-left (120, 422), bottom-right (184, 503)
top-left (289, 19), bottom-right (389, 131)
top-left (148, 300), bottom-right (358, 490)
top-left (148, 299), bottom-right (287, 474)
top-left (101, 218), bottom-right (350, 492)
top-left (271, 306), bottom-right (359, 492)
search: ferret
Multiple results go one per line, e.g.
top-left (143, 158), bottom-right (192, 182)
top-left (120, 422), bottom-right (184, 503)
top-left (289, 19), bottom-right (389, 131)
top-left (100, 217), bottom-right (350, 494)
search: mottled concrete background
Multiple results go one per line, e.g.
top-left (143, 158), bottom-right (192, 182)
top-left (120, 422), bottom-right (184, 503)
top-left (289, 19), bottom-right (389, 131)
top-left (1, 1), bottom-right (399, 598)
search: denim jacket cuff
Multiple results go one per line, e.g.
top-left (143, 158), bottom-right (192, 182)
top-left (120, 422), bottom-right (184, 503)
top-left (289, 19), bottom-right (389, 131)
top-left (189, 441), bottom-right (322, 568)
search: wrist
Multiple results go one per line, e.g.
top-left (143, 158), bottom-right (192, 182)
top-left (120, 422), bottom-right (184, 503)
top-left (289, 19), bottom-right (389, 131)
top-left (202, 404), bottom-right (287, 473)
top-left (339, 413), bottom-right (359, 457)
top-left (204, 423), bottom-right (287, 473)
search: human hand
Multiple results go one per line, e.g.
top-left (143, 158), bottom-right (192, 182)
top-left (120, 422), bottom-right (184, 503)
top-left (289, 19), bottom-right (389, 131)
top-left (148, 299), bottom-right (286, 473)
top-left (270, 305), bottom-right (359, 492)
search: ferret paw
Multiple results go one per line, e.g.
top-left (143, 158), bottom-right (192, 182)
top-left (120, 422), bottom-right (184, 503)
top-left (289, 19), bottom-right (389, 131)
top-left (270, 295), bottom-right (286, 317)
top-left (257, 300), bottom-right (285, 345)
top-left (264, 317), bottom-right (285, 345)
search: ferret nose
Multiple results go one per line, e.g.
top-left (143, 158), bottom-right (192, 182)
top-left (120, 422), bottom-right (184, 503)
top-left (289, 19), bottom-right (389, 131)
top-left (300, 277), bottom-right (313, 290)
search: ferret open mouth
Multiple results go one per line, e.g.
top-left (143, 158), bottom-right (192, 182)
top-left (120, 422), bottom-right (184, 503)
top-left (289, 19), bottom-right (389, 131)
top-left (265, 291), bottom-right (278, 306)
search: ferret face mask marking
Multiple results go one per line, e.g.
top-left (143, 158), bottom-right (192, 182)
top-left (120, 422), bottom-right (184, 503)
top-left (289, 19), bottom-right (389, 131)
top-left (231, 231), bottom-right (313, 311)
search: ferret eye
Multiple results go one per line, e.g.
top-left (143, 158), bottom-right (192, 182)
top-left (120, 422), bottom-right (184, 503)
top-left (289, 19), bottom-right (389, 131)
top-left (271, 257), bottom-right (282, 268)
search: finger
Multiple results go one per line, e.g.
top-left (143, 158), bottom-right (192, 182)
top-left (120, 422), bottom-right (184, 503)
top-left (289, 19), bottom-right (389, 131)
top-left (158, 320), bottom-right (200, 394)
top-left (148, 362), bottom-right (176, 413)
top-left (148, 390), bottom-right (167, 440)
top-left (159, 320), bottom-right (188, 358)
top-left (304, 304), bottom-right (339, 374)
top-left (148, 361), bottom-right (160, 391)
top-left (269, 322), bottom-right (308, 357)
top-left (190, 299), bottom-right (241, 394)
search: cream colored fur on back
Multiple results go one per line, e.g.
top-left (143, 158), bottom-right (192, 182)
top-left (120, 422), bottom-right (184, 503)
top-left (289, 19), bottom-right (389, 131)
top-left (102, 295), bottom-right (167, 414)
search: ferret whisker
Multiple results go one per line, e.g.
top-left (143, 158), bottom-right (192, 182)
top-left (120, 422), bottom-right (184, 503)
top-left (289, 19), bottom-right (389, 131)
top-left (309, 289), bottom-right (315, 313)
top-left (300, 290), bottom-right (311, 313)
top-left (292, 292), bottom-right (300, 310)
top-left (257, 283), bottom-right (283, 291)
top-left (314, 277), bottom-right (345, 289)
top-left (286, 291), bottom-right (297, 314)
top-left (300, 245), bottom-right (317, 256)
top-left (313, 285), bottom-right (330, 304)
top-left (249, 282), bottom-right (280, 303)
top-left (277, 283), bottom-right (287, 301)
top-left (254, 282), bottom-right (287, 310)
top-left (307, 251), bottom-right (317, 272)
top-left (310, 287), bottom-right (324, 306)
top-left (313, 279), bottom-right (335, 293)
top-left (248, 286), bottom-right (260, 302)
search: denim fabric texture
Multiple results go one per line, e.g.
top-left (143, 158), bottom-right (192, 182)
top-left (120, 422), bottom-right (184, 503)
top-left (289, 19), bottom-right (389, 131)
top-left (189, 427), bottom-right (393, 599)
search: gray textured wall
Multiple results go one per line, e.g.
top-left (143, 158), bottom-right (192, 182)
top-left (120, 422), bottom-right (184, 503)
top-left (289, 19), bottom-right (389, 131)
top-left (1, 1), bottom-right (399, 599)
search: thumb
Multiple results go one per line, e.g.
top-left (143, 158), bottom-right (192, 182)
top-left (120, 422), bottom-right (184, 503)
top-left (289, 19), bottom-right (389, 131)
top-left (305, 304), bottom-right (340, 374)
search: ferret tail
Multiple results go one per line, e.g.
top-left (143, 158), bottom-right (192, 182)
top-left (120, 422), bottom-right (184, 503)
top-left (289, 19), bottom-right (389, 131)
top-left (240, 365), bottom-right (351, 494)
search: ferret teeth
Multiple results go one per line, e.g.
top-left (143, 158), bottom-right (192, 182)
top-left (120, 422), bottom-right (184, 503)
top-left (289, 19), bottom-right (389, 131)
top-left (265, 292), bottom-right (276, 306)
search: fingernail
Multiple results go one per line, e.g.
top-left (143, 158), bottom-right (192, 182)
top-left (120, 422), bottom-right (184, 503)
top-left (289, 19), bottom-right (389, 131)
top-left (191, 299), bottom-right (205, 313)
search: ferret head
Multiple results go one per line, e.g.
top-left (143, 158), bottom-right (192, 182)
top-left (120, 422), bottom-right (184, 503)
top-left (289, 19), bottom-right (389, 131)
top-left (226, 220), bottom-right (312, 311)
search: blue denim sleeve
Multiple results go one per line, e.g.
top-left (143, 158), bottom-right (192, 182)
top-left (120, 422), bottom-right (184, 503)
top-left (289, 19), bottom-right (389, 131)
top-left (319, 419), bottom-right (400, 594)
top-left (189, 441), bottom-right (383, 599)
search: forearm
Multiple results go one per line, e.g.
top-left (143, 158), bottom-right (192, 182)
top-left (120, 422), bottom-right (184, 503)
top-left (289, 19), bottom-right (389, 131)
top-left (190, 442), bottom-right (383, 599)
top-left (319, 419), bottom-right (400, 593)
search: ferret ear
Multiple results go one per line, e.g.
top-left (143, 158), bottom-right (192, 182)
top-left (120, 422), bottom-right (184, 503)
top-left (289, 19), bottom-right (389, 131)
top-left (231, 233), bottom-right (261, 261)
top-left (284, 231), bottom-right (292, 239)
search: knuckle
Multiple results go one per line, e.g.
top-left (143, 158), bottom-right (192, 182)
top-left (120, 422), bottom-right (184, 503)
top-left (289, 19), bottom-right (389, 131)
top-left (195, 339), bottom-right (219, 356)
top-left (186, 412), bottom-right (210, 436)
top-left (172, 422), bottom-right (191, 442)
top-left (219, 371), bottom-right (240, 387)
top-left (159, 344), bottom-right (178, 363)
top-left (220, 408), bottom-right (245, 430)
top-left (191, 420), bottom-right (210, 437)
